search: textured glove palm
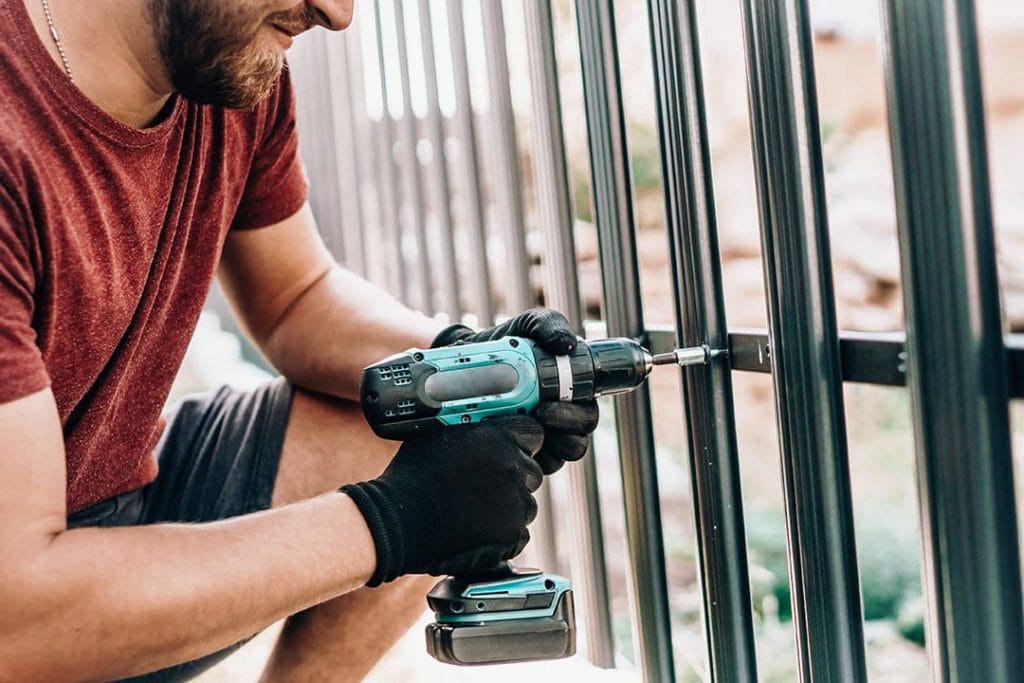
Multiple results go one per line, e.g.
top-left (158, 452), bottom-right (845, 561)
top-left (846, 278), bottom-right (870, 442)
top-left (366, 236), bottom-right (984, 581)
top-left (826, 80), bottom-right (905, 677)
top-left (432, 308), bottom-right (600, 474)
top-left (342, 416), bottom-right (544, 586)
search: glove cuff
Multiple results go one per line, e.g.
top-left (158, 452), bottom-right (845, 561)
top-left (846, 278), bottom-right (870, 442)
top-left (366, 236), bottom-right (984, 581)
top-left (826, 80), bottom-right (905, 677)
top-left (341, 469), bottom-right (441, 586)
top-left (430, 323), bottom-right (475, 348)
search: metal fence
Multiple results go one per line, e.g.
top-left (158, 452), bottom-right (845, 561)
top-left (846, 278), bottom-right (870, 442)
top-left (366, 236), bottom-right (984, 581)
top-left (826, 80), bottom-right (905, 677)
top-left (287, 1), bottom-right (1024, 681)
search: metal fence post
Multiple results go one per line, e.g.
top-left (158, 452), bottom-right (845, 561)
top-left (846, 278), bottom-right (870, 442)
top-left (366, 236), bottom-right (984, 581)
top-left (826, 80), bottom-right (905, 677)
top-left (289, 32), bottom-right (348, 264)
top-left (392, 0), bottom-right (433, 315)
top-left (370, 0), bottom-right (408, 304)
top-left (575, 2), bottom-right (675, 679)
top-left (446, 0), bottom-right (495, 324)
top-left (417, 0), bottom-right (461, 321)
top-left (479, 0), bottom-right (560, 580)
top-left (523, 0), bottom-right (615, 668)
top-left (647, 1), bottom-right (758, 680)
top-left (331, 31), bottom-right (369, 276)
top-left (479, 0), bottom-right (533, 317)
top-left (879, 1), bottom-right (1024, 680)
top-left (738, 0), bottom-right (867, 680)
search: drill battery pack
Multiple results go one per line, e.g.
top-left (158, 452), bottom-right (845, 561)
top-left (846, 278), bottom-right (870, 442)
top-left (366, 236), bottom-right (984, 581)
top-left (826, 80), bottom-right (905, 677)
top-left (425, 569), bottom-right (576, 666)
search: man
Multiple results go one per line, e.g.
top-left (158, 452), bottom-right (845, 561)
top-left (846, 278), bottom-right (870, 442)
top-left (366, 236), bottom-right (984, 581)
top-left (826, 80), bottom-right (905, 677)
top-left (0, 0), bottom-right (598, 680)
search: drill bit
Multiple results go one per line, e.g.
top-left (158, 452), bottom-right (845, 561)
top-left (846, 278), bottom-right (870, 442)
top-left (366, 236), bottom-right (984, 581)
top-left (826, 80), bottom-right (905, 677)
top-left (651, 345), bottom-right (725, 367)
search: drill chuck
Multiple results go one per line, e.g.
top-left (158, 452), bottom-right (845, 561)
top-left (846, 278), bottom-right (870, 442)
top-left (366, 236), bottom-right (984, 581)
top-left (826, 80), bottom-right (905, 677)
top-left (532, 338), bottom-right (653, 403)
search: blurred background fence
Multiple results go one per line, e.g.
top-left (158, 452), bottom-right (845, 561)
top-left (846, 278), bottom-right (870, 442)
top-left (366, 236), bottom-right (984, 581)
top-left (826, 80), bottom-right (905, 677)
top-left (201, 1), bottom-right (1024, 681)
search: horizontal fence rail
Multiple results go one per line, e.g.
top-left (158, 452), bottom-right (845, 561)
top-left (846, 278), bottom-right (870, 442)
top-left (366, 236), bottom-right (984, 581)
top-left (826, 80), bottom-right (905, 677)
top-left (647, 328), bottom-right (1024, 397)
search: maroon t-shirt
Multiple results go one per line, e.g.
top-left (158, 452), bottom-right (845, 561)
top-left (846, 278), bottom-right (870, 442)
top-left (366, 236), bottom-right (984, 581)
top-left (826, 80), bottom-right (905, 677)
top-left (0, 0), bottom-right (309, 513)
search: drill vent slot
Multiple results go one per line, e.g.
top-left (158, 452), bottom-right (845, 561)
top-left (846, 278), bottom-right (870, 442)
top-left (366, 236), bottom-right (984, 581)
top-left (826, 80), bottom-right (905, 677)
top-left (378, 363), bottom-right (412, 383)
top-left (397, 399), bottom-right (415, 416)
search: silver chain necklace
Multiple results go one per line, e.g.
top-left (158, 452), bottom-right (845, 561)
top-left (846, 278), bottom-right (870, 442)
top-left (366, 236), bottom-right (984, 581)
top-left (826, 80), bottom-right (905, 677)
top-left (40, 0), bottom-right (74, 82)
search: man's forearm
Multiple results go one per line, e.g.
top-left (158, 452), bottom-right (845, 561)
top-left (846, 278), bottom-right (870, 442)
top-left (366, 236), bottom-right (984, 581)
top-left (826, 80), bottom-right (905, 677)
top-left (263, 267), bottom-right (445, 399)
top-left (0, 492), bottom-right (374, 682)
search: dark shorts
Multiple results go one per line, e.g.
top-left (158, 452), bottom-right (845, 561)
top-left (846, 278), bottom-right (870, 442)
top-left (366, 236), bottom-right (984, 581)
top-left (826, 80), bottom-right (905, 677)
top-left (66, 378), bottom-right (295, 683)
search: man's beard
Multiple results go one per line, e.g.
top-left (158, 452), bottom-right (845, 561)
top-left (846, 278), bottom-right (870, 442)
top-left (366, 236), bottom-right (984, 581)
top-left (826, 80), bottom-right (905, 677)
top-left (148, 1), bottom-right (314, 110)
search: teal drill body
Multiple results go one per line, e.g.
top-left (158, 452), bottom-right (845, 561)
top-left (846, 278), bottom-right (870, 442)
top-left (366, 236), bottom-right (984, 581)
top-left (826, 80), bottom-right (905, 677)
top-left (360, 336), bottom-right (654, 441)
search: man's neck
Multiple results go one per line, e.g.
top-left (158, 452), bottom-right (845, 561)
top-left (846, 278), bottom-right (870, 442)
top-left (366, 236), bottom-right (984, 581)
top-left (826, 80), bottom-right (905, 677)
top-left (24, 0), bottom-right (175, 128)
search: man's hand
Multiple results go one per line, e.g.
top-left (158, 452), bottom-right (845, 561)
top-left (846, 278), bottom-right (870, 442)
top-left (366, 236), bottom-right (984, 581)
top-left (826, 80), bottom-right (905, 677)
top-left (431, 308), bottom-right (601, 475)
top-left (342, 416), bottom-right (544, 584)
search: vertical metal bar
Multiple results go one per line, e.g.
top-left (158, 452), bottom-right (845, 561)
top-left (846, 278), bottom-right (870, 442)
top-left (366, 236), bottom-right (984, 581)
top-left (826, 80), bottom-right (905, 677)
top-left (523, 0), bottom-right (614, 668)
top-left (417, 0), bottom-right (461, 320)
top-left (480, 0), bottom-right (533, 315)
top-left (574, 2), bottom-right (675, 679)
top-left (478, 0), bottom-right (559, 575)
top-left (371, 0), bottom-right (408, 303)
top-left (879, 2), bottom-right (1024, 680)
top-left (348, 13), bottom-right (389, 288)
top-left (325, 32), bottom-right (367, 275)
top-left (737, 1), bottom-right (866, 680)
top-left (446, 0), bottom-right (494, 324)
top-left (647, 2), bottom-right (758, 681)
top-left (392, 0), bottom-right (434, 315)
top-left (290, 32), bottom-right (347, 262)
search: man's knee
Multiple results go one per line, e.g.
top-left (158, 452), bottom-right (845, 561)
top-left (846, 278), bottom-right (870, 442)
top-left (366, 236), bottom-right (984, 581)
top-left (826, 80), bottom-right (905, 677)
top-left (271, 388), bottom-right (399, 507)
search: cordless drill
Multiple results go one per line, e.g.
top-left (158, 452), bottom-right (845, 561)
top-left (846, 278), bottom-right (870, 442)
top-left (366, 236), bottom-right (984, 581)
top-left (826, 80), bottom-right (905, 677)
top-left (360, 335), bottom-right (718, 665)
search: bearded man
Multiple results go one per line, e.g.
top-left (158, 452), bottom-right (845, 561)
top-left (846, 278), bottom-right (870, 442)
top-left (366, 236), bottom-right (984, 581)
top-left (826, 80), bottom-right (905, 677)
top-left (0, 1), bottom-right (598, 680)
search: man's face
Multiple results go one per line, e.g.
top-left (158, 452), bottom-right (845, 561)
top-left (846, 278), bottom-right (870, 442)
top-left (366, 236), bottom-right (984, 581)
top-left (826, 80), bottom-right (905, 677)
top-left (147, 0), bottom-right (353, 109)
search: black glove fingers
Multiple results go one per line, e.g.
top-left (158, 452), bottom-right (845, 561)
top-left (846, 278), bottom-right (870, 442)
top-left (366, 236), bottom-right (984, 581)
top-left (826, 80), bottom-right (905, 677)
top-left (519, 454), bottom-right (544, 493)
top-left (543, 432), bottom-right (590, 464)
top-left (523, 490), bottom-right (538, 526)
top-left (509, 528), bottom-right (531, 559)
top-left (534, 450), bottom-right (565, 475)
top-left (534, 401), bottom-right (600, 434)
top-left (494, 415), bottom-right (545, 455)
top-left (523, 309), bottom-right (576, 354)
top-left (429, 323), bottom-right (475, 348)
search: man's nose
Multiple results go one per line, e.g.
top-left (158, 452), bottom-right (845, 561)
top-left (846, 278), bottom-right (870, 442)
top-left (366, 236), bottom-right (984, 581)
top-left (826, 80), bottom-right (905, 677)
top-left (308, 0), bottom-right (354, 31)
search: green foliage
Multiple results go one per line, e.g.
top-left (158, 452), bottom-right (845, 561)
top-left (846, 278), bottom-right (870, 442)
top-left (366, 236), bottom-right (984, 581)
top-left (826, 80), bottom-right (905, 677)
top-left (820, 118), bottom-right (840, 145)
top-left (744, 505), bottom-right (922, 630)
top-left (612, 613), bottom-right (635, 667)
top-left (627, 122), bottom-right (662, 194)
top-left (745, 510), bottom-right (794, 622)
top-left (572, 170), bottom-right (593, 224)
top-left (855, 508), bottom-right (921, 620)
top-left (897, 597), bottom-right (927, 646)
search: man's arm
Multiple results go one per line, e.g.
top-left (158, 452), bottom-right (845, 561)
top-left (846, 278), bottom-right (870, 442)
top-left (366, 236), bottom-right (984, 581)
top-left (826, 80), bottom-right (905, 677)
top-left (0, 388), bottom-right (377, 682)
top-left (217, 203), bottom-right (445, 399)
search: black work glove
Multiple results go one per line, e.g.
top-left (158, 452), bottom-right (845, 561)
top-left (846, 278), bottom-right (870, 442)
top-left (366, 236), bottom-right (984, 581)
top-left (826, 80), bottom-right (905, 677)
top-left (430, 308), bottom-right (579, 355)
top-left (432, 308), bottom-right (600, 475)
top-left (342, 416), bottom-right (544, 586)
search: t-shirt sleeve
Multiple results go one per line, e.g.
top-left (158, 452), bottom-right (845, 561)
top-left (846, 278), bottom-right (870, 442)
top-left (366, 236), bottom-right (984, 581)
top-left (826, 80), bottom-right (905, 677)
top-left (0, 178), bottom-right (49, 404)
top-left (231, 69), bottom-right (310, 230)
